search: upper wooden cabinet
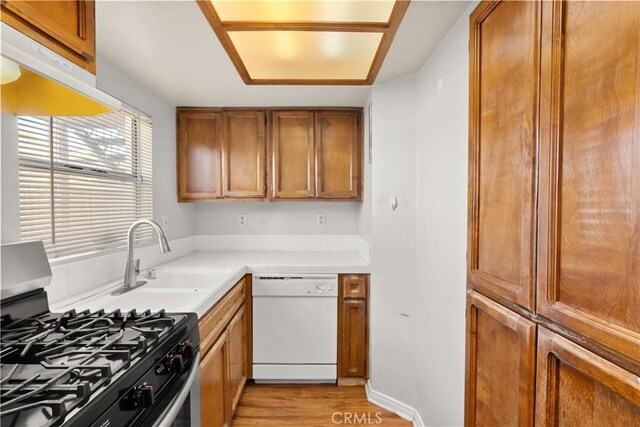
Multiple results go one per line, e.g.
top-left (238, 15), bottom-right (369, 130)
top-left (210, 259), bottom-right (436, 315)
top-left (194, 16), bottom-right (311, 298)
top-left (1, 0), bottom-right (96, 73)
top-left (535, 327), bottom-right (640, 426)
top-left (177, 107), bottom-right (363, 202)
top-left (467, 0), bottom-right (541, 311)
top-left (465, 291), bottom-right (536, 427)
top-left (177, 110), bottom-right (223, 201)
top-left (271, 111), bottom-right (315, 199)
top-left (316, 111), bottom-right (361, 199)
top-left (536, 0), bottom-right (640, 366)
top-left (222, 111), bottom-right (266, 198)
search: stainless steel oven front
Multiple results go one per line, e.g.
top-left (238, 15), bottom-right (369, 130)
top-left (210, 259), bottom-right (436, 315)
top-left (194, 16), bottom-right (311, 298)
top-left (152, 353), bottom-right (200, 427)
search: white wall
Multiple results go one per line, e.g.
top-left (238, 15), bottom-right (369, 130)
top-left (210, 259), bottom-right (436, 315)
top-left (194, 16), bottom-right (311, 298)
top-left (357, 93), bottom-right (373, 242)
top-left (194, 202), bottom-right (360, 235)
top-left (369, 5), bottom-right (472, 425)
top-left (0, 115), bottom-right (20, 243)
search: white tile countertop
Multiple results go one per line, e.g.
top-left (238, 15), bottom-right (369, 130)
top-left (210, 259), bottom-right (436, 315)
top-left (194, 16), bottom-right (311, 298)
top-left (51, 250), bottom-right (369, 318)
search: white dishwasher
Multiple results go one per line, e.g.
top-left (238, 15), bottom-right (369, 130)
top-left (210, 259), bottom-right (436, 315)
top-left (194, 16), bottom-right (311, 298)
top-left (252, 274), bottom-right (338, 382)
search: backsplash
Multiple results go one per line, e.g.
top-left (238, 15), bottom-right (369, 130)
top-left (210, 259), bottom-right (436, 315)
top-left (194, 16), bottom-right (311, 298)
top-left (193, 234), bottom-right (369, 261)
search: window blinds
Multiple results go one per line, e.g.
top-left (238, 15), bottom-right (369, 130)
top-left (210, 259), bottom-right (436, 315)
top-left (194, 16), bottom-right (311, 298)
top-left (18, 109), bottom-right (153, 258)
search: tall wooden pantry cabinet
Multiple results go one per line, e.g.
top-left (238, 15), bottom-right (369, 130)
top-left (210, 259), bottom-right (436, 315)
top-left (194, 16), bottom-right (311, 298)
top-left (466, 1), bottom-right (640, 425)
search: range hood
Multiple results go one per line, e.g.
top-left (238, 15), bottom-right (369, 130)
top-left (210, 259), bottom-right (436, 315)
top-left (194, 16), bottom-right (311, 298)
top-left (0, 22), bottom-right (121, 116)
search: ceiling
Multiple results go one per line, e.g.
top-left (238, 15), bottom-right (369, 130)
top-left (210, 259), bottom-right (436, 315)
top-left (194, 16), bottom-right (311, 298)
top-left (96, 1), bottom-right (470, 107)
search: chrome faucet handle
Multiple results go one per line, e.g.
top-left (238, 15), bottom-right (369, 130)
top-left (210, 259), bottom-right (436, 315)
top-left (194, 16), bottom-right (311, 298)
top-left (134, 258), bottom-right (141, 275)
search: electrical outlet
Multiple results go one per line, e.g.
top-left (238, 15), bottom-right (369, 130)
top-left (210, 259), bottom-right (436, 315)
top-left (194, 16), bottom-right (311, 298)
top-left (161, 215), bottom-right (169, 232)
top-left (317, 213), bottom-right (326, 227)
top-left (239, 214), bottom-right (247, 227)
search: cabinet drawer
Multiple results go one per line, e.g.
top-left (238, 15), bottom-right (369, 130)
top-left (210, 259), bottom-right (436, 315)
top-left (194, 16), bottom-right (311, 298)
top-left (199, 277), bottom-right (245, 357)
top-left (342, 275), bottom-right (367, 299)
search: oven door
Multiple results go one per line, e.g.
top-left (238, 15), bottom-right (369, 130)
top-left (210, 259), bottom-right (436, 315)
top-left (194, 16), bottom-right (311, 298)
top-left (151, 353), bottom-right (200, 427)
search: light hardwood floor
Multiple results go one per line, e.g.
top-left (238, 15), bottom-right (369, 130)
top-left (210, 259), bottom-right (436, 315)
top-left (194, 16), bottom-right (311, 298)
top-left (232, 384), bottom-right (412, 426)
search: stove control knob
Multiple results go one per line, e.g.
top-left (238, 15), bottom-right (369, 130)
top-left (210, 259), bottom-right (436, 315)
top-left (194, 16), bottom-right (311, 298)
top-left (180, 341), bottom-right (194, 360)
top-left (133, 383), bottom-right (154, 409)
top-left (166, 354), bottom-right (184, 374)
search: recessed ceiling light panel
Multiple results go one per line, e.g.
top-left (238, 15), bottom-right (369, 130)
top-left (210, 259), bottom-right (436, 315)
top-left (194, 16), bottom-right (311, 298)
top-left (199, 0), bottom-right (410, 85)
top-left (211, 0), bottom-right (396, 24)
top-left (228, 31), bottom-right (383, 80)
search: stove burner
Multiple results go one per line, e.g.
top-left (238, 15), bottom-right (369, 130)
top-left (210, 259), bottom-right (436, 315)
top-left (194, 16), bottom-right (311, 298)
top-left (0, 308), bottom-right (176, 427)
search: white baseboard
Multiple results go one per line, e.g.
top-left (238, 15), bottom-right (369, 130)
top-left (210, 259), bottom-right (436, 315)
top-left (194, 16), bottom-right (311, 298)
top-left (365, 381), bottom-right (425, 427)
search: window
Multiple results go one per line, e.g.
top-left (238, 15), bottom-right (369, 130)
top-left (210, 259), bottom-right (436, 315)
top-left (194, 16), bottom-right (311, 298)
top-left (18, 108), bottom-right (153, 258)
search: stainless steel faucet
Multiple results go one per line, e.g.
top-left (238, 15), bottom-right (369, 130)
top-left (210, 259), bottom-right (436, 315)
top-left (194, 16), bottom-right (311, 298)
top-left (112, 219), bottom-right (171, 295)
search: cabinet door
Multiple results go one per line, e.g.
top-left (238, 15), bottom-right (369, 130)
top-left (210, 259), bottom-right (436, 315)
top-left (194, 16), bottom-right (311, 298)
top-left (201, 331), bottom-right (230, 427)
top-left (339, 299), bottom-right (367, 378)
top-left (537, 0), bottom-right (640, 364)
top-left (1, 0), bottom-right (95, 73)
top-left (227, 304), bottom-right (247, 415)
top-left (222, 111), bottom-right (266, 198)
top-left (315, 111), bottom-right (360, 199)
top-left (271, 111), bottom-right (315, 199)
top-left (468, 0), bottom-right (541, 310)
top-left (177, 110), bottom-right (223, 200)
top-left (535, 327), bottom-right (640, 426)
top-left (465, 291), bottom-right (536, 427)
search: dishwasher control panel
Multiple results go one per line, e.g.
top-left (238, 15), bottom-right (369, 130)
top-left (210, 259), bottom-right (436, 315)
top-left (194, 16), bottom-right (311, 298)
top-left (252, 274), bottom-right (338, 297)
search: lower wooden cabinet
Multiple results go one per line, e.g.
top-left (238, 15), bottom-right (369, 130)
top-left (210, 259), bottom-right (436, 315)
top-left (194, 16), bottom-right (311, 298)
top-left (227, 304), bottom-right (247, 414)
top-left (337, 274), bottom-right (369, 384)
top-left (201, 331), bottom-right (230, 427)
top-left (465, 290), bottom-right (640, 426)
top-left (535, 327), bottom-right (640, 426)
top-left (199, 277), bottom-right (250, 427)
top-left (465, 291), bottom-right (536, 427)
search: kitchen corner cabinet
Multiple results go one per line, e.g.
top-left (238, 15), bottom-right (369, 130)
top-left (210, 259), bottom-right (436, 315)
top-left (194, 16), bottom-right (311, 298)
top-left (177, 107), bottom-right (363, 202)
top-left (337, 274), bottom-right (369, 385)
top-left (199, 276), bottom-right (251, 427)
top-left (1, 0), bottom-right (96, 73)
top-left (222, 111), bottom-right (266, 198)
top-left (466, 1), bottom-right (640, 425)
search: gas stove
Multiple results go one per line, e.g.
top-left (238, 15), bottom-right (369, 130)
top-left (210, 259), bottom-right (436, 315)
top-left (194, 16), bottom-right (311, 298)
top-left (0, 242), bottom-right (200, 427)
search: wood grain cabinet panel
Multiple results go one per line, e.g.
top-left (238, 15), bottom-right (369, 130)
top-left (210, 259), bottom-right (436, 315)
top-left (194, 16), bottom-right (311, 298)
top-left (465, 291), bottom-right (536, 427)
top-left (535, 327), bottom-right (640, 426)
top-left (537, 0), bottom-right (640, 365)
top-left (199, 277), bottom-right (251, 425)
top-left (342, 275), bottom-right (367, 299)
top-left (222, 111), bottom-right (266, 198)
top-left (316, 111), bottom-right (360, 199)
top-left (1, 0), bottom-right (96, 73)
top-left (338, 274), bottom-right (368, 382)
top-left (201, 331), bottom-right (230, 427)
top-left (271, 111), bottom-right (315, 199)
top-left (227, 304), bottom-right (247, 414)
top-left (339, 299), bottom-right (367, 378)
top-left (177, 110), bottom-right (223, 201)
top-left (468, 0), bottom-right (541, 310)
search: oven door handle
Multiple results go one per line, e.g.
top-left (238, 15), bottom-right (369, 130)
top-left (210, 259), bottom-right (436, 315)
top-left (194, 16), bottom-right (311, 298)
top-left (153, 352), bottom-right (200, 427)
